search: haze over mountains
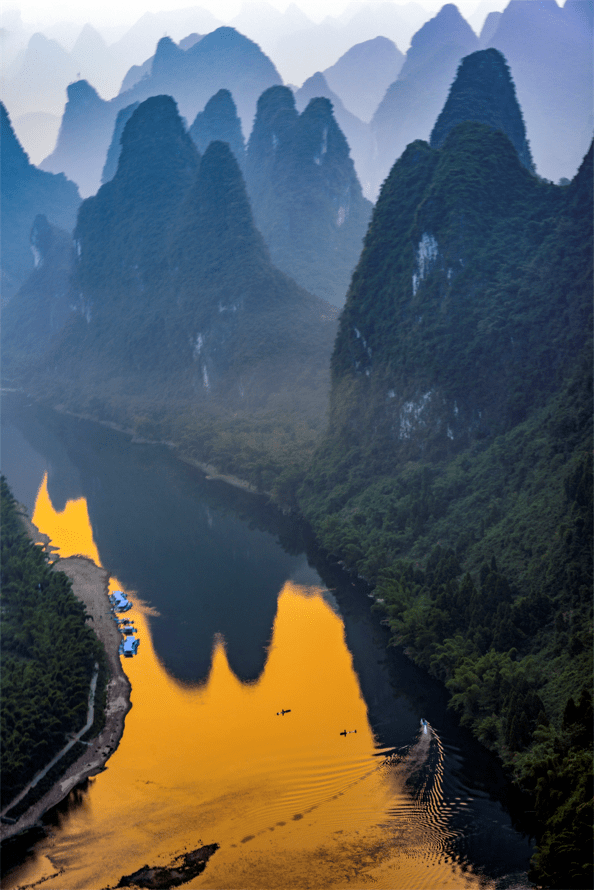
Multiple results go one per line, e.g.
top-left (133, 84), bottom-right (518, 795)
top-left (3, 95), bottom-right (339, 422)
top-left (2, 7), bottom-right (592, 885)
top-left (4, 1), bottom-right (591, 190)
top-left (39, 28), bottom-right (283, 196)
top-left (245, 86), bottom-right (372, 304)
top-left (0, 102), bottom-right (80, 302)
top-left (2, 2), bottom-right (591, 307)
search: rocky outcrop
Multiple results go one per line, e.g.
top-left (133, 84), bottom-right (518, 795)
top-left (116, 843), bottom-right (219, 888)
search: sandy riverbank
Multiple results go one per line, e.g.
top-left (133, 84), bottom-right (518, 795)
top-left (0, 520), bottom-right (132, 844)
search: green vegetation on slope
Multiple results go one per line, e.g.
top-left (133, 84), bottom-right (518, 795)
top-left (430, 48), bottom-right (534, 172)
top-left (0, 477), bottom-right (106, 810)
top-left (3, 107), bottom-right (339, 489)
top-left (298, 128), bottom-right (593, 887)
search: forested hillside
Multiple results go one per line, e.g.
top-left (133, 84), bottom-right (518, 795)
top-left (298, 128), bottom-right (593, 887)
top-left (0, 477), bottom-right (106, 810)
top-left (429, 48), bottom-right (534, 172)
top-left (3, 96), bottom-right (338, 493)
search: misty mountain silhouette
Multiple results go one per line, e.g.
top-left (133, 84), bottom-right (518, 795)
top-left (246, 87), bottom-right (371, 307)
top-left (1, 102), bottom-right (80, 302)
top-left (295, 71), bottom-right (374, 198)
top-left (370, 3), bottom-right (479, 197)
top-left (322, 36), bottom-right (404, 123)
top-left (10, 95), bottom-right (338, 424)
top-left (487, 0), bottom-right (593, 181)
top-left (189, 88), bottom-right (245, 168)
top-left (40, 27), bottom-right (282, 197)
top-left (430, 48), bottom-right (534, 173)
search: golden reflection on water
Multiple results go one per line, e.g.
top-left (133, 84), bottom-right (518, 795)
top-left (6, 477), bottom-right (496, 889)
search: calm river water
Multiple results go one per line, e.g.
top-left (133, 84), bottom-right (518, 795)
top-left (1, 393), bottom-right (534, 889)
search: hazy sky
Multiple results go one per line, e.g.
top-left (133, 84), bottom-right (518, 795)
top-left (8, 1), bottom-right (507, 30)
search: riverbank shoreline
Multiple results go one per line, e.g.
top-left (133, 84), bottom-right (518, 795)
top-left (2, 388), bottom-right (280, 504)
top-left (0, 513), bottom-right (132, 845)
top-left (49, 401), bottom-right (270, 497)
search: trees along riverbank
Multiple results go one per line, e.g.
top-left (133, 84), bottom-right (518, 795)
top-left (0, 476), bottom-right (107, 814)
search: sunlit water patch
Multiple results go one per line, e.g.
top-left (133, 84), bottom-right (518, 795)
top-left (1, 399), bottom-right (533, 889)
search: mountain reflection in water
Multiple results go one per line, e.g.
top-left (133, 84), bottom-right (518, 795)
top-left (0, 395), bottom-right (533, 889)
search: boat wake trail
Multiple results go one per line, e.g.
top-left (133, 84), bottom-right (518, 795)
top-left (380, 722), bottom-right (460, 864)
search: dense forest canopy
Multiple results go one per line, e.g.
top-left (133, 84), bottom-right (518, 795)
top-left (297, 129), bottom-right (593, 888)
top-left (0, 477), bottom-right (106, 810)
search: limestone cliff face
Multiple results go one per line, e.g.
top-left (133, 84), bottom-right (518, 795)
top-left (330, 123), bottom-right (592, 463)
top-left (2, 215), bottom-right (75, 365)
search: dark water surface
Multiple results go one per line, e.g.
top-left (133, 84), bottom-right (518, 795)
top-left (1, 393), bottom-right (534, 889)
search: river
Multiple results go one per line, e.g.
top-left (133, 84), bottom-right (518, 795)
top-left (1, 393), bottom-right (534, 889)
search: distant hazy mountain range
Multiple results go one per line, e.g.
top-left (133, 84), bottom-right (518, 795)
top-left (39, 28), bottom-right (282, 196)
top-left (3, 2), bottom-right (591, 198)
top-left (245, 86), bottom-right (372, 306)
top-left (485, 0), bottom-right (593, 182)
